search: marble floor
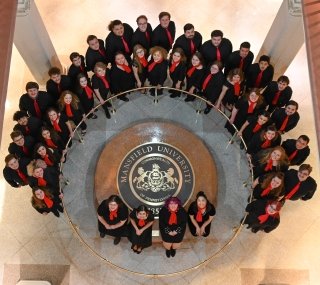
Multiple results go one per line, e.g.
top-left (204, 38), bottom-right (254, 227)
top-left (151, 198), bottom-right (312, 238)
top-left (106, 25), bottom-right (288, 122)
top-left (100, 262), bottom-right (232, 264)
top-left (0, 1), bottom-right (319, 284)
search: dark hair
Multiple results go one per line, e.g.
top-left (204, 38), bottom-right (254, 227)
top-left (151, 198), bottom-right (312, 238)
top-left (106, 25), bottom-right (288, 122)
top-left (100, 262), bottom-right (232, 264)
top-left (25, 81), bottom-right (39, 91)
top-left (298, 135), bottom-right (310, 144)
top-left (277, 75), bottom-right (290, 85)
top-left (240, 41), bottom-right (251, 49)
top-left (136, 15), bottom-right (147, 23)
top-left (286, 100), bottom-right (299, 110)
top-left (13, 110), bottom-right (28, 121)
top-left (227, 68), bottom-right (244, 82)
top-left (40, 126), bottom-right (61, 144)
top-left (196, 191), bottom-right (207, 200)
top-left (191, 51), bottom-right (204, 65)
top-left (48, 67), bottom-right (61, 76)
top-left (136, 205), bottom-right (149, 213)
top-left (5, 154), bottom-right (18, 165)
top-left (183, 23), bottom-right (194, 32)
top-left (33, 142), bottom-right (55, 163)
top-left (260, 125), bottom-right (279, 141)
top-left (108, 20), bottom-right (123, 31)
top-left (86, 35), bottom-right (97, 44)
top-left (258, 110), bottom-right (271, 119)
top-left (164, 196), bottom-right (182, 209)
top-left (260, 172), bottom-right (284, 196)
top-left (170, 47), bottom-right (187, 64)
top-left (10, 130), bottom-right (23, 140)
top-left (77, 72), bottom-right (87, 82)
top-left (31, 187), bottom-right (53, 209)
top-left (211, 30), bottom-right (223, 38)
top-left (259, 55), bottom-right (270, 64)
top-left (299, 164), bottom-right (312, 174)
top-left (106, 194), bottom-right (123, 206)
top-left (210, 60), bottom-right (223, 71)
top-left (159, 11), bottom-right (171, 20)
top-left (69, 52), bottom-right (80, 61)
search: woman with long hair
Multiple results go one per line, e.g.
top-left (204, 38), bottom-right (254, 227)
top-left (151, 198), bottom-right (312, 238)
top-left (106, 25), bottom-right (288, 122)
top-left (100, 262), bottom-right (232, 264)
top-left (132, 44), bottom-right (148, 92)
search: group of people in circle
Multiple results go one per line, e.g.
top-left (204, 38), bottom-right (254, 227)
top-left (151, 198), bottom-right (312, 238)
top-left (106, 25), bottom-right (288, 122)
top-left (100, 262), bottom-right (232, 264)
top-left (2, 11), bottom-right (318, 240)
top-left (97, 192), bottom-right (215, 257)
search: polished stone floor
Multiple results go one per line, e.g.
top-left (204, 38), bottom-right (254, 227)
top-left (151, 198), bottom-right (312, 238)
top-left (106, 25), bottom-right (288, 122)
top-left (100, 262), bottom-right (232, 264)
top-left (0, 1), bottom-right (319, 284)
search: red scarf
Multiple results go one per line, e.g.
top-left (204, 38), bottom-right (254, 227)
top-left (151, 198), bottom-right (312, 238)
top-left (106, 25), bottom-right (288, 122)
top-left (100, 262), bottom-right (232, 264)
top-left (43, 194), bottom-right (53, 208)
top-left (165, 28), bottom-right (173, 46)
top-left (216, 46), bottom-right (221, 61)
top-left (247, 100), bottom-right (256, 113)
top-left (279, 115), bottom-right (289, 132)
top-left (65, 104), bottom-right (73, 118)
top-left (234, 82), bottom-right (241, 96)
top-left (121, 37), bottom-right (130, 53)
top-left (168, 210), bottom-right (177, 225)
top-left (45, 138), bottom-right (57, 149)
top-left (260, 183), bottom-right (273, 197)
top-left (285, 182), bottom-right (301, 199)
top-left (255, 70), bottom-right (263, 88)
top-left (52, 117), bottom-right (62, 132)
top-left (139, 56), bottom-right (148, 67)
top-left (33, 99), bottom-right (42, 118)
top-left (258, 205), bottom-right (279, 224)
top-left (16, 169), bottom-right (28, 184)
top-left (264, 158), bottom-right (273, 171)
top-left (252, 123), bottom-right (262, 133)
top-left (148, 60), bottom-right (163, 72)
top-left (138, 219), bottom-right (146, 227)
top-left (109, 209), bottom-right (118, 221)
top-left (169, 60), bottom-right (180, 73)
top-left (43, 154), bottom-right (54, 166)
top-left (38, 177), bottom-right (47, 187)
top-left (118, 64), bottom-right (131, 73)
top-left (202, 74), bottom-right (213, 90)
top-left (288, 149), bottom-right (298, 162)
top-left (83, 85), bottom-right (93, 99)
top-left (196, 207), bottom-right (206, 223)
top-left (190, 39), bottom-right (195, 54)
top-left (261, 136), bottom-right (272, 149)
top-left (187, 64), bottom-right (200, 77)
top-left (97, 74), bottom-right (110, 89)
top-left (272, 91), bottom-right (281, 105)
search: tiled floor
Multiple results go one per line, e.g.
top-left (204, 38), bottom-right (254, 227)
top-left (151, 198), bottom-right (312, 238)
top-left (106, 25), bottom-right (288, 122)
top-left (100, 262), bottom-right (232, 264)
top-left (0, 1), bottom-right (319, 284)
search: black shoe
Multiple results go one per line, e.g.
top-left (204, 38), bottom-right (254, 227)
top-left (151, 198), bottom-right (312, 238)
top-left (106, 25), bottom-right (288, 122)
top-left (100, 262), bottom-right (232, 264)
top-left (114, 236), bottom-right (121, 245)
top-left (100, 232), bottom-right (106, 238)
top-left (184, 96), bottom-right (195, 102)
top-left (119, 96), bottom-right (129, 102)
top-left (52, 210), bottom-right (60, 217)
top-left (204, 107), bottom-right (211, 115)
top-left (251, 228), bottom-right (259, 233)
top-left (165, 249), bottom-right (171, 258)
top-left (157, 89), bottom-right (163, 95)
top-left (106, 101), bottom-right (112, 107)
top-left (170, 93), bottom-right (180, 98)
top-left (57, 205), bottom-right (64, 213)
top-left (149, 89), bottom-right (155, 96)
top-left (90, 114), bottom-right (98, 119)
top-left (105, 110), bottom-right (111, 119)
top-left (170, 248), bottom-right (176, 257)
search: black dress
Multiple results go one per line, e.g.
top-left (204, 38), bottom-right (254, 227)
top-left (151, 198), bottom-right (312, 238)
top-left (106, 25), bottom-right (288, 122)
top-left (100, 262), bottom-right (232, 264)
top-left (132, 58), bottom-right (148, 86)
top-left (128, 209), bottom-right (154, 249)
top-left (159, 206), bottom-right (187, 243)
top-left (110, 65), bottom-right (135, 95)
top-left (187, 201), bottom-right (216, 237)
top-left (97, 200), bottom-right (129, 237)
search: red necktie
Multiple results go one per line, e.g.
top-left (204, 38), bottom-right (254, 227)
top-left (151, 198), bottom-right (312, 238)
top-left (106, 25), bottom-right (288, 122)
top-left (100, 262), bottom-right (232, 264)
top-left (138, 219), bottom-right (146, 227)
top-left (98, 48), bottom-right (106, 57)
top-left (255, 71), bottom-right (263, 87)
top-left (169, 61), bottom-right (180, 73)
top-left (79, 65), bottom-right (84, 72)
top-left (83, 85), bottom-right (93, 99)
top-left (260, 184), bottom-right (273, 197)
top-left (165, 28), bottom-right (173, 46)
top-left (43, 195), bottom-right (53, 208)
top-left (33, 99), bottom-right (42, 118)
top-left (139, 57), bottom-right (148, 67)
top-left (145, 31), bottom-right (150, 43)
top-left (239, 57), bottom-right (244, 70)
top-left (43, 154), bottom-right (54, 166)
top-left (57, 83), bottom-right (61, 94)
top-left (247, 100), bottom-right (256, 113)
top-left (52, 118), bottom-right (62, 132)
top-left (190, 39), bottom-right (195, 54)
top-left (65, 104), bottom-right (73, 118)
top-left (25, 126), bottom-right (30, 135)
top-left (252, 123), bottom-right (262, 133)
top-left (285, 182), bottom-right (301, 199)
top-left (272, 91), bottom-right (281, 105)
top-left (22, 146), bottom-right (29, 155)
top-left (234, 82), bottom-right (241, 96)
top-left (45, 138), bottom-right (57, 149)
top-left (38, 177), bottom-right (47, 187)
top-left (168, 211), bottom-right (177, 225)
top-left (118, 64), bottom-right (131, 73)
top-left (97, 75), bottom-right (109, 89)
top-left (216, 47), bottom-right (221, 61)
top-left (121, 37), bottom-right (130, 53)
top-left (264, 158), bottom-right (273, 171)
top-left (279, 115), bottom-right (289, 132)
top-left (288, 149), bottom-right (298, 162)
top-left (202, 74), bottom-right (213, 90)
top-left (16, 169), bottom-right (28, 184)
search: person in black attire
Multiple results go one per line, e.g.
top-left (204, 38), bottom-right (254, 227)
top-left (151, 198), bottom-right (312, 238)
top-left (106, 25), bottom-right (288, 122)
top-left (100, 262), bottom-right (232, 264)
top-left (184, 51), bottom-right (205, 102)
top-left (67, 52), bottom-right (88, 91)
top-left (33, 142), bottom-right (61, 169)
top-left (284, 164), bottom-right (317, 201)
top-left (46, 67), bottom-right (72, 103)
top-left (13, 110), bottom-right (42, 138)
top-left (173, 23), bottom-right (202, 62)
top-left (202, 61), bottom-right (225, 114)
top-left (19, 81), bottom-right (53, 119)
top-left (200, 29), bottom-right (232, 67)
top-left (132, 44), bottom-right (148, 91)
top-left (128, 205), bottom-right (154, 254)
top-left (188, 191), bottom-right (215, 237)
top-left (224, 41), bottom-right (254, 78)
top-left (110, 51), bottom-right (134, 101)
top-left (85, 35), bottom-right (107, 72)
top-left (132, 15), bottom-right (153, 52)
top-left (159, 196), bottom-right (187, 258)
top-left (8, 131), bottom-right (35, 159)
top-left (152, 11), bottom-right (176, 52)
top-left (3, 154), bottom-right (30, 188)
top-left (270, 100), bottom-right (300, 134)
top-left (105, 20), bottom-right (133, 64)
top-left (262, 75), bottom-right (292, 113)
top-left (168, 47), bottom-right (187, 98)
top-left (246, 55), bottom-right (274, 89)
top-left (97, 195), bottom-right (129, 245)
top-left (40, 126), bottom-right (66, 159)
top-left (242, 199), bottom-right (282, 233)
top-left (281, 135), bottom-right (310, 166)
